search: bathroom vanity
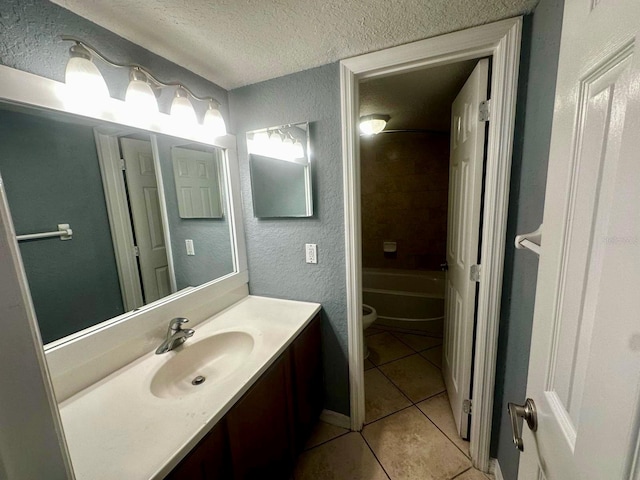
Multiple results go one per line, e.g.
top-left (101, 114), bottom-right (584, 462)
top-left (57, 296), bottom-right (322, 479)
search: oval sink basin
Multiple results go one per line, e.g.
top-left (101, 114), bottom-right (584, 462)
top-left (150, 331), bottom-right (254, 399)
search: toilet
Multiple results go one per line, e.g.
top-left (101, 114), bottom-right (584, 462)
top-left (362, 304), bottom-right (378, 359)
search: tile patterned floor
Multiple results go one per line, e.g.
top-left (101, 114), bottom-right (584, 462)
top-left (294, 327), bottom-right (493, 480)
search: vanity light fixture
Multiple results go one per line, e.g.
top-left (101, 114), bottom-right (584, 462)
top-left (64, 42), bottom-right (110, 109)
top-left (170, 87), bottom-right (198, 125)
top-left (359, 114), bottom-right (390, 136)
top-left (125, 68), bottom-right (158, 115)
top-left (203, 100), bottom-right (227, 137)
top-left (61, 36), bottom-right (227, 138)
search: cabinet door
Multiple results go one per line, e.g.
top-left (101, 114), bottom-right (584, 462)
top-left (166, 420), bottom-right (230, 479)
top-left (226, 352), bottom-right (294, 479)
top-left (291, 314), bottom-right (323, 452)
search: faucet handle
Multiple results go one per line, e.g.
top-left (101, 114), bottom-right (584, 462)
top-left (169, 317), bottom-right (189, 330)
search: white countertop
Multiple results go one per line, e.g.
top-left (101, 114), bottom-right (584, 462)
top-left (58, 295), bottom-right (321, 480)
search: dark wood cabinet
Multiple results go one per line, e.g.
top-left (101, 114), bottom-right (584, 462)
top-left (166, 313), bottom-right (322, 480)
top-left (227, 351), bottom-right (294, 479)
top-left (290, 316), bottom-right (323, 453)
top-left (166, 421), bottom-right (230, 480)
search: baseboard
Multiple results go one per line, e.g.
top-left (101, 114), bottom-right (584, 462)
top-left (320, 409), bottom-right (351, 430)
top-left (490, 458), bottom-right (505, 480)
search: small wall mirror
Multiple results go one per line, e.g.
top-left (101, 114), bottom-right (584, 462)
top-left (246, 122), bottom-right (313, 218)
top-left (171, 145), bottom-right (224, 219)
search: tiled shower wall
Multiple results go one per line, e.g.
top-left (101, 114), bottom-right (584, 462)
top-left (361, 132), bottom-right (449, 271)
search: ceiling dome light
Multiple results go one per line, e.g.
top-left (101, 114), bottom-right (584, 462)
top-left (171, 87), bottom-right (198, 125)
top-left (359, 114), bottom-right (390, 136)
top-left (203, 100), bottom-right (227, 138)
top-left (125, 68), bottom-right (158, 117)
top-left (64, 43), bottom-right (109, 110)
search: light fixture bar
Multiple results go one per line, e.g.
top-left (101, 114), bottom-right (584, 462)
top-left (60, 35), bottom-right (223, 107)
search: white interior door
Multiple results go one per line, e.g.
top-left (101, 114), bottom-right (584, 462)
top-left (120, 138), bottom-right (171, 304)
top-left (171, 147), bottom-right (223, 218)
top-left (444, 58), bottom-right (488, 439)
top-left (518, 1), bottom-right (640, 479)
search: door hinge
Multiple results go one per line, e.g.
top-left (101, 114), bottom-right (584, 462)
top-left (133, 245), bottom-right (140, 257)
top-left (119, 158), bottom-right (126, 171)
top-left (470, 264), bottom-right (481, 282)
top-left (479, 99), bottom-right (491, 122)
top-left (463, 399), bottom-right (472, 414)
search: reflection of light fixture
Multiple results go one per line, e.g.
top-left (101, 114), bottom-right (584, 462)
top-left (125, 68), bottom-right (158, 116)
top-left (359, 114), bottom-right (390, 135)
top-left (248, 126), bottom-right (307, 162)
top-left (61, 35), bottom-right (226, 136)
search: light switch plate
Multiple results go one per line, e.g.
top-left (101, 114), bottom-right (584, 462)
top-left (185, 239), bottom-right (195, 256)
top-left (305, 244), bottom-right (317, 264)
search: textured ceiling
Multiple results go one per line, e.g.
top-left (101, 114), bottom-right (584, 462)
top-left (51, 0), bottom-right (537, 90)
top-left (360, 59), bottom-right (479, 132)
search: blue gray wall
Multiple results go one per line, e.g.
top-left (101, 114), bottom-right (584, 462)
top-left (229, 64), bottom-right (349, 415)
top-left (490, 1), bottom-right (564, 478)
top-left (0, 0), bottom-right (229, 124)
top-left (0, 109), bottom-right (124, 343)
top-left (154, 137), bottom-right (235, 290)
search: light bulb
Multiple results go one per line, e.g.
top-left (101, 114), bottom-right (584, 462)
top-left (283, 136), bottom-right (295, 159)
top-left (64, 44), bottom-right (109, 112)
top-left (359, 114), bottom-right (389, 135)
top-left (251, 131), bottom-right (269, 155)
top-left (171, 88), bottom-right (198, 126)
top-left (125, 69), bottom-right (158, 119)
top-left (293, 141), bottom-right (305, 159)
top-left (203, 101), bottom-right (227, 138)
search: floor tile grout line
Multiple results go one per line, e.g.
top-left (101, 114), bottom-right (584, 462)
top-left (450, 466), bottom-right (474, 479)
top-left (388, 330), bottom-right (444, 353)
top-left (374, 359), bottom-right (445, 406)
top-left (363, 402), bottom-right (415, 427)
top-left (414, 397), bottom-right (472, 460)
top-left (359, 431), bottom-right (393, 480)
top-left (369, 350), bottom-right (418, 368)
top-left (372, 364), bottom-right (415, 405)
top-left (301, 429), bottom-right (352, 453)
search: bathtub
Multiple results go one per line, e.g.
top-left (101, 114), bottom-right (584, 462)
top-left (362, 268), bottom-right (445, 336)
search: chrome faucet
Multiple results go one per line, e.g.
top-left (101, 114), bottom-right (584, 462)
top-left (155, 317), bottom-right (195, 354)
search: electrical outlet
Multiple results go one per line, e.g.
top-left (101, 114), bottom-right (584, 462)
top-left (185, 239), bottom-right (195, 256)
top-left (305, 243), bottom-right (317, 264)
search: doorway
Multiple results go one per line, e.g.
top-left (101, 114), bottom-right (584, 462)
top-left (341, 17), bottom-right (523, 472)
top-left (95, 130), bottom-right (176, 312)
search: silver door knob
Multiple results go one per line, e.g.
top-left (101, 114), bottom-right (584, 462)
top-left (507, 398), bottom-right (537, 452)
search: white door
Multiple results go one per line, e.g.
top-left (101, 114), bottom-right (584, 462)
top-left (518, 1), bottom-right (640, 479)
top-left (443, 59), bottom-right (488, 439)
top-left (120, 138), bottom-right (171, 304)
top-left (171, 147), bottom-right (223, 218)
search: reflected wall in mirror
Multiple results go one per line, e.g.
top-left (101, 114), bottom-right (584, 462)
top-left (246, 122), bottom-right (313, 218)
top-left (0, 104), bottom-right (235, 344)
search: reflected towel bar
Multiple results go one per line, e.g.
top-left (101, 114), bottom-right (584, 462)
top-left (17, 223), bottom-right (73, 242)
top-left (515, 224), bottom-right (542, 255)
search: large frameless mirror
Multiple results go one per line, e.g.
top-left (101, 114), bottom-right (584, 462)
top-left (0, 103), bottom-right (236, 344)
top-left (246, 122), bottom-right (313, 218)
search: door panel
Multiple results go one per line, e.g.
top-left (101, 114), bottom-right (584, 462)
top-left (120, 137), bottom-right (171, 304)
top-left (520, 1), bottom-right (640, 478)
top-left (443, 58), bottom-right (488, 439)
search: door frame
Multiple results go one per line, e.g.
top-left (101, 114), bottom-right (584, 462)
top-left (341, 17), bottom-right (522, 471)
top-left (94, 129), bottom-right (178, 311)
